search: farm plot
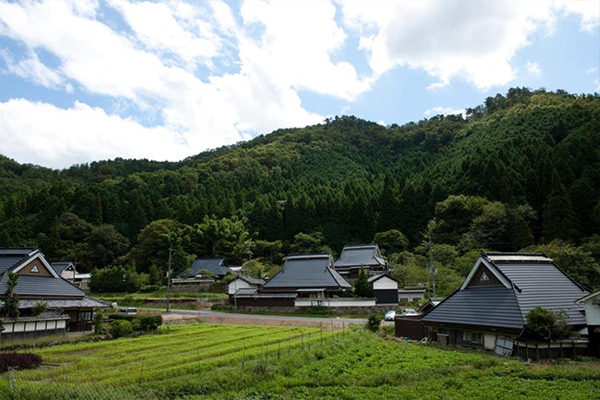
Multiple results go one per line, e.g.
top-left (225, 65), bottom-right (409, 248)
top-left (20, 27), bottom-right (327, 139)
top-left (1, 324), bottom-right (599, 399)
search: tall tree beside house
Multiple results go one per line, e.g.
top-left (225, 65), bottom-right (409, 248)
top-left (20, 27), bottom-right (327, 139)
top-left (353, 269), bottom-right (372, 298)
top-left (1, 273), bottom-right (19, 318)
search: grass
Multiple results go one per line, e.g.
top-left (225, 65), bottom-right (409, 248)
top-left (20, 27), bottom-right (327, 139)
top-left (1, 324), bottom-right (598, 399)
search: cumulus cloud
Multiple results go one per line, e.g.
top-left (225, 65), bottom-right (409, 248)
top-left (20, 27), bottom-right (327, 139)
top-left (1, 50), bottom-right (66, 89)
top-left (525, 61), bottom-right (541, 76)
top-left (0, 99), bottom-right (188, 169)
top-left (337, 0), bottom-right (597, 90)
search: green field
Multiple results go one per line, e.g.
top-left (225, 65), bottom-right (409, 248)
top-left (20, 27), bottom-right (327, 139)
top-left (1, 323), bottom-right (599, 399)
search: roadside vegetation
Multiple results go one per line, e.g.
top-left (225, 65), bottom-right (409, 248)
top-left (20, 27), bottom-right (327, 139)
top-left (1, 323), bottom-right (598, 399)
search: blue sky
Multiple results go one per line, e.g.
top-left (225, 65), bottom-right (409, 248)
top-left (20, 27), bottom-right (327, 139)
top-left (0, 0), bottom-right (598, 169)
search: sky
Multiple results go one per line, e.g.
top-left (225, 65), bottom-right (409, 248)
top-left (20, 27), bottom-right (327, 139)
top-left (0, 0), bottom-right (598, 169)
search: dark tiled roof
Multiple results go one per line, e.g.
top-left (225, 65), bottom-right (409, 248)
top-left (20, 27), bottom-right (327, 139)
top-left (421, 252), bottom-right (589, 330)
top-left (334, 245), bottom-right (386, 268)
top-left (263, 254), bottom-right (351, 290)
top-left (235, 274), bottom-right (265, 286)
top-left (19, 297), bottom-right (109, 309)
top-left (178, 258), bottom-right (231, 278)
top-left (489, 256), bottom-right (588, 326)
top-left (0, 274), bottom-right (84, 298)
top-left (367, 273), bottom-right (397, 283)
top-left (0, 311), bottom-right (70, 323)
top-left (421, 286), bottom-right (524, 329)
top-left (50, 262), bottom-right (74, 274)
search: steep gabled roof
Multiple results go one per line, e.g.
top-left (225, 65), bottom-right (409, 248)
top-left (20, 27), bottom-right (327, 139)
top-left (0, 248), bottom-right (38, 274)
top-left (263, 254), bottom-right (351, 290)
top-left (178, 258), bottom-right (231, 278)
top-left (50, 262), bottom-right (75, 275)
top-left (421, 252), bottom-right (589, 330)
top-left (334, 244), bottom-right (386, 268)
top-left (367, 273), bottom-right (397, 283)
top-left (0, 274), bottom-right (85, 298)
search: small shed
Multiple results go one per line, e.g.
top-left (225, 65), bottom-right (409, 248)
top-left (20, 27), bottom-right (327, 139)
top-left (228, 275), bottom-right (265, 302)
top-left (368, 274), bottom-right (398, 304)
top-left (398, 287), bottom-right (426, 303)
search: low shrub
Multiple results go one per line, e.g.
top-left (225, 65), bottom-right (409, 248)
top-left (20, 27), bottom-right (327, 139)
top-left (108, 314), bottom-right (135, 322)
top-left (0, 352), bottom-right (42, 372)
top-left (140, 285), bottom-right (160, 293)
top-left (366, 314), bottom-right (381, 332)
top-left (138, 315), bottom-right (162, 331)
top-left (110, 320), bottom-right (133, 338)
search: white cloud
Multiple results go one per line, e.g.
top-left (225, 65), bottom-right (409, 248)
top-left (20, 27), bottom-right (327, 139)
top-left (559, 0), bottom-right (600, 32)
top-left (337, 0), bottom-right (597, 90)
top-left (424, 106), bottom-right (465, 118)
top-left (1, 50), bottom-right (65, 89)
top-left (0, 99), bottom-right (188, 169)
top-left (525, 61), bottom-right (541, 76)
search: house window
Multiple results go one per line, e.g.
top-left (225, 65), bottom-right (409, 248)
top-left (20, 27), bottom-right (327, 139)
top-left (31, 265), bottom-right (39, 273)
top-left (480, 272), bottom-right (489, 281)
top-left (437, 328), bottom-right (449, 336)
top-left (462, 331), bottom-right (483, 344)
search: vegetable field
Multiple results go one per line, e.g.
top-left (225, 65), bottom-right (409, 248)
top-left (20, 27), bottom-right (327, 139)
top-left (1, 323), bottom-right (599, 399)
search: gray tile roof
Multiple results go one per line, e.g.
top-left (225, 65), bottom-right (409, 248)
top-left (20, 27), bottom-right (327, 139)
top-left (0, 311), bottom-right (70, 323)
top-left (0, 274), bottom-right (84, 298)
top-left (50, 262), bottom-right (74, 275)
top-left (19, 297), bottom-right (109, 309)
top-left (421, 252), bottom-right (589, 331)
top-left (367, 273), bottom-right (397, 283)
top-left (178, 258), bottom-right (231, 278)
top-left (263, 254), bottom-right (351, 290)
top-left (334, 245), bottom-right (386, 268)
top-left (235, 274), bottom-right (265, 286)
top-left (490, 257), bottom-right (588, 326)
top-left (421, 286), bottom-right (524, 329)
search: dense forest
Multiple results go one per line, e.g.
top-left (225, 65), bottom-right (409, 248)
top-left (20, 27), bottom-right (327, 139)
top-left (1, 88), bottom-right (599, 294)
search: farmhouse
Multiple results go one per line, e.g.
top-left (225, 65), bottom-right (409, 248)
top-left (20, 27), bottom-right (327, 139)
top-left (0, 248), bottom-right (108, 340)
top-left (333, 244), bottom-right (387, 278)
top-left (409, 252), bottom-right (589, 354)
top-left (368, 273), bottom-right (399, 304)
top-left (51, 261), bottom-right (91, 290)
top-left (577, 291), bottom-right (600, 357)
top-left (262, 254), bottom-right (351, 297)
top-left (398, 286), bottom-right (426, 303)
top-left (178, 257), bottom-right (232, 280)
top-left (228, 274), bottom-right (265, 301)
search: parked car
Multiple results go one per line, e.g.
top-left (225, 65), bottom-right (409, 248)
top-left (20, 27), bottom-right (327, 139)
top-left (401, 308), bottom-right (418, 316)
top-left (118, 307), bottom-right (137, 315)
top-left (384, 310), bottom-right (396, 321)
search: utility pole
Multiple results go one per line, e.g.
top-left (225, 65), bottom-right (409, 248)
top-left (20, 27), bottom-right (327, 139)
top-left (166, 242), bottom-right (173, 313)
top-left (428, 237), bottom-right (437, 298)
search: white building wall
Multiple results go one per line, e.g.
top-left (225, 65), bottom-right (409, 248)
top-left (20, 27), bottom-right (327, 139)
top-left (228, 278), bottom-right (253, 295)
top-left (373, 277), bottom-right (398, 290)
top-left (583, 301), bottom-right (600, 325)
top-left (295, 298), bottom-right (376, 307)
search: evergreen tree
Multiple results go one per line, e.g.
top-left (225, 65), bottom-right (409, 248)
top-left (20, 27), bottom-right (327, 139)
top-left (353, 269), bottom-right (372, 298)
top-left (1, 273), bottom-right (20, 318)
top-left (543, 170), bottom-right (581, 242)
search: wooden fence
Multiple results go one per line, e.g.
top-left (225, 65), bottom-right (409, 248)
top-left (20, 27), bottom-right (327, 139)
top-left (512, 338), bottom-right (589, 360)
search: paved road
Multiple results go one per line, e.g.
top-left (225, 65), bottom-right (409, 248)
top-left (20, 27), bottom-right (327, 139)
top-left (161, 308), bottom-right (366, 329)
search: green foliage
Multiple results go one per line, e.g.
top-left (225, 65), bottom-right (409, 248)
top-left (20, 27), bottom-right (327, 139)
top-left (524, 307), bottom-right (573, 342)
top-left (290, 232), bottom-right (331, 254)
top-left (89, 265), bottom-right (149, 292)
top-left (31, 302), bottom-right (47, 316)
top-left (137, 315), bottom-right (162, 331)
top-left (353, 269), bottom-right (372, 297)
top-left (110, 320), bottom-right (133, 338)
top-left (373, 229), bottom-right (409, 254)
top-left (241, 259), bottom-right (281, 279)
top-left (366, 314), bottom-right (381, 331)
top-left (1, 272), bottom-right (19, 318)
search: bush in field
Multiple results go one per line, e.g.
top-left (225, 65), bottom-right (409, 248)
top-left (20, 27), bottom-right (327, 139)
top-left (524, 307), bottom-right (572, 342)
top-left (89, 265), bottom-right (148, 292)
top-left (366, 314), bottom-right (381, 332)
top-left (138, 315), bottom-right (162, 331)
top-left (110, 320), bottom-right (133, 338)
top-left (0, 352), bottom-right (42, 372)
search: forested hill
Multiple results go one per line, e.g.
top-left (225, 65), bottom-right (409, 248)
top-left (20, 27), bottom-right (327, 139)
top-left (1, 88), bottom-right (599, 291)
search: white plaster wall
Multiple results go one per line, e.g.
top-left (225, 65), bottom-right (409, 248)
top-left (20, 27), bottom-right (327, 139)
top-left (228, 278), bottom-right (253, 295)
top-left (373, 277), bottom-right (398, 290)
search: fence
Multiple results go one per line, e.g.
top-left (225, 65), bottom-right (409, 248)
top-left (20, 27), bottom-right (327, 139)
top-left (512, 338), bottom-right (589, 360)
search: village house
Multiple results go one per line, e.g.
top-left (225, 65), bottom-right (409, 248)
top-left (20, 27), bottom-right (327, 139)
top-left (333, 244), bottom-right (387, 278)
top-left (51, 261), bottom-right (91, 290)
top-left (367, 273), bottom-right (399, 304)
top-left (228, 274), bottom-right (264, 303)
top-left (0, 248), bottom-right (108, 340)
top-left (172, 257), bottom-right (233, 292)
top-left (398, 252), bottom-right (589, 356)
top-left (577, 291), bottom-right (600, 357)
